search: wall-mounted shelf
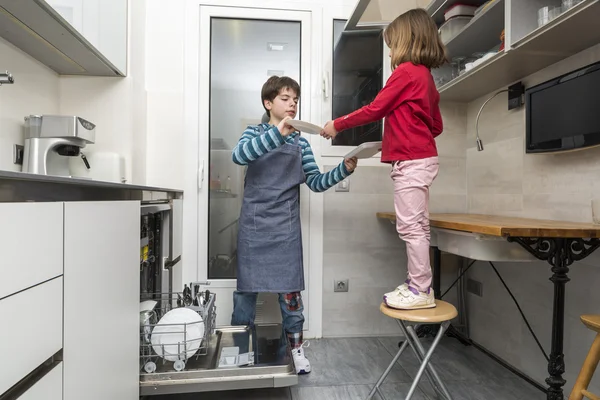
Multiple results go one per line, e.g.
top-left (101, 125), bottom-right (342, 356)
top-left (438, 0), bottom-right (600, 102)
top-left (210, 190), bottom-right (237, 199)
top-left (444, 0), bottom-right (504, 60)
top-left (427, 0), bottom-right (489, 25)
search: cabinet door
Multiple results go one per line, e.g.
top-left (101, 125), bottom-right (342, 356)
top-left (45, 0), bottom-right (128, 74)
top-left (19, 362), bottom-right (63, 400)
top-left (63, 201), bottom-right (140, 400)
top-left (0, 277), bottom-right (63, 395)
top-left (0, 202), bottom-right (63, 299)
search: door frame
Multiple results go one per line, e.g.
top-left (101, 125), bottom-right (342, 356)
top-left (183, 0), bottom-right (323, 336)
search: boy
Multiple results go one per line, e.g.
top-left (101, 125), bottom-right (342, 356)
top-left (231, 76), bottom-right (358, 374)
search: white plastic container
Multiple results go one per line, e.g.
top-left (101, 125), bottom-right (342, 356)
top-left (439, 16), bottom-right (472, 43)
top-left (444, 4), bottom-right (477, 20)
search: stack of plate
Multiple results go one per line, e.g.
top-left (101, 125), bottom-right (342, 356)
top-left (150, 308), bottom-right (205, 362)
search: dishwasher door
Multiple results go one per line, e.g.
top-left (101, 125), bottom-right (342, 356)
top-left (140, 323), bottom-right (297, 396)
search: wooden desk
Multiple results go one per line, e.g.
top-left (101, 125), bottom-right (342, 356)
top-left (377, 212), bottom-right (600, 400)
top-left (376, 212), bottom-right (600, 238)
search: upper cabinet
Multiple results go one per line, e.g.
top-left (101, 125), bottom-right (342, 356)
top-left (0, 0), bottom-right (127, 76)
top-left (343, 0), bottom-right (600, 102)
top-left (345, 0), bottom-right (431, 30)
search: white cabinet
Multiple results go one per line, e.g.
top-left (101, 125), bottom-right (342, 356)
top-left (0, 202), bottom-right (63, 300)
top-left (0, 0), bottom-right (127, 76)
top-left (19, 362), bottom-right (63, 400)
top-left (45, 0), bottom-right (128, 74)
top-left (63, 201), bottom-right (140, 400)
top-left (0, 277), bottom-right (63, 396)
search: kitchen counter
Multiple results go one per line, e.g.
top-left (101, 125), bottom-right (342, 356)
top-left (0, 170), bottom-right (182, 202)
top-left (376, 212), bottom-right (600, 238)
top-left (377, 211), bottom-right (600, 400)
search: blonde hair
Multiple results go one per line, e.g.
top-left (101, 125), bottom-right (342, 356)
top-left (384, 8), bottom-right (447, 70)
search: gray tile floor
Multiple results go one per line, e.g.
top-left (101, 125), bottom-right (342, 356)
top-left (152, 336), bottom-right (546, 400)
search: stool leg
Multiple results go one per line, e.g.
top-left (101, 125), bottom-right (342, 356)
top-left (406, 325), bottom-right (454, 400)
top-left (398, 322), bottom-right (447, 399)
top-left (569, 333), bottom-right (600, 400)
top-left (404, 320), bottom-right (451, 400)
top-left (366, 339), bottom-right (410, 400)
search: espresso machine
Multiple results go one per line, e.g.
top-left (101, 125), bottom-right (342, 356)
top-left (22, 115), bottom-right (95, 177)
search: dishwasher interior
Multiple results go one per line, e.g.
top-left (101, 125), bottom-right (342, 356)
top-left (139, 205), bottom-right (298, 396)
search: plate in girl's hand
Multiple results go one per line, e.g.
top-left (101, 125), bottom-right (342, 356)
top-left (344, 141), bottom-right (383, 159)
top-left (286, 120), bottom-right (323, 135)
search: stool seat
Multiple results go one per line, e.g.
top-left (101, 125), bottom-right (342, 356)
top-left (570, 314), bottom-right (600, 400)
top-left (380, 301), bottom-right (458, 324)
top-left (581, 315), bottom-right (600, 333)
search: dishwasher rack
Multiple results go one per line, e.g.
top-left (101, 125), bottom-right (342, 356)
top-left (140, 288), bottom-right (216, 374)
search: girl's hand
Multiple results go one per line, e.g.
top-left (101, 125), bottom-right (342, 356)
top-left (320, 120), bottom-right (338, 139)
top-left (278, 116), bottom-right (296, 137)
top-left (344, 157), bottom-right (358, 172)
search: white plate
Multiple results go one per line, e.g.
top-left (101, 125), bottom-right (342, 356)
top-left (151, 307), bottom-right (204, 362)
top-left (344, 141), bottom-right (383, 159)
top-left (286, 120), bottom-right (323, 135)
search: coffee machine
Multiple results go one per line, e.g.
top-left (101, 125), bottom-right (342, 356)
top-left (22, 115), bottom-right (96, 177)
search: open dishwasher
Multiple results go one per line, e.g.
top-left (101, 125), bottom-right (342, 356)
top-left (139, 208), bottom-right (298, 396)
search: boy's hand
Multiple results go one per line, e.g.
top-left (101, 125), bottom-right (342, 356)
top-left (278, 116), bottom-right (296, 137)
top-left (320, 120), bottom-right (337, 139)
top-left (344, 157), bottom-right (358, 172)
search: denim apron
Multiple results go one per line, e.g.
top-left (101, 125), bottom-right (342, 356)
top-left (237, 125), bottom-right (306, 293)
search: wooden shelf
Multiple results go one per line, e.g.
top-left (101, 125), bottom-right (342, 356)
top-left (438, 0), bottom-right (600, 102)
top-left (444, 0), bottom-right (504, 59)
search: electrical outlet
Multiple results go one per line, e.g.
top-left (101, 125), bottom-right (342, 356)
top-left (13, 144), bottom-right (23, 165)
top-left (334, 279), bottom-right (349, 292)
top-left (336, 179), bottom-right (350, 192)
top-left (467, 278), bottom-right (483, 297)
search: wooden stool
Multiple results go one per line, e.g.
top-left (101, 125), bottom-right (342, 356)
top-left (569, 315), bottom-right (600, 400)
top-left (366, 301), bottom-right (458, 400)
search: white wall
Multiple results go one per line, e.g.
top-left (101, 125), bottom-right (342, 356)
top-left (59, 0), bottom-right (147, 184)
top-left (464, 43), bottom-right (600, 394)
top-left (0, 39), bottom-right (60, 171)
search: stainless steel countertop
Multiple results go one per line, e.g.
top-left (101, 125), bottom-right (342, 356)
top-left (0, 170), bottom-right (183, 203)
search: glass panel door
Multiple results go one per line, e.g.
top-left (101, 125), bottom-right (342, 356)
top-left (197, 6), bottom-right (312, 329)
top-left (208, 18), bottom-right (302, 280)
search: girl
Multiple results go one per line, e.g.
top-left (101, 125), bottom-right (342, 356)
top-left (321, 8), bottom-right (447, 310)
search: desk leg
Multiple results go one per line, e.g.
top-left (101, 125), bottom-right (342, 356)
top-left (547, 239), bottom-right (568, 400)
top-left (432, 246), bottom-right (442, 299)
top-left (508, 237), bottom-right (600, 400)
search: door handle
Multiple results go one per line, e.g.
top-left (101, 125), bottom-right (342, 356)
top-left (323, 73), bottom-right (330, 99)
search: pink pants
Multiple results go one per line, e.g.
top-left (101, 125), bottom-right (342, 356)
top-left (391, 157), bottom-right (439, 292)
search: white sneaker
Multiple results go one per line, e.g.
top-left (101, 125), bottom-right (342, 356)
top-left (292, 343), bottom-right (311, 375)
top-left (384, 285), bottom-right (436, 310)
top-left (385, 279), bottom-right (411, 298)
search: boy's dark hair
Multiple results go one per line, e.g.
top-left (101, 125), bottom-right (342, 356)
top-left (261, 76), bottom-right (300, 117)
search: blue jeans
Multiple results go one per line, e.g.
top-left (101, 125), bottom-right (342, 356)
top-left (231, 291), bottom-right (305, 349)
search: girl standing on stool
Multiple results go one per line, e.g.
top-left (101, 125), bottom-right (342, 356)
top-left (321, 8), bottom-right (447, 310)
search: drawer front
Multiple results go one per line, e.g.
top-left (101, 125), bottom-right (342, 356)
top-left (0, 202), bottom-right (63, 299)
top-left (0, 277), bottom-right (63, 395)
top-left (19, 362), bottom-right (63, 400)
